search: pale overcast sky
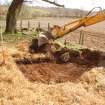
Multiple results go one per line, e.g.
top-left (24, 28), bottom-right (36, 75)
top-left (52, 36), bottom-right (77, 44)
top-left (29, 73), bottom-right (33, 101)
top-left (0, 0), bottom-right (105, 10)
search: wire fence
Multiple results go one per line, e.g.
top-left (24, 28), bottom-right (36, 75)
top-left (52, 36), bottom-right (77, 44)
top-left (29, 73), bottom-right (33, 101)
top-left (1, 19), bottom-right (105, 51)
top-left (63, 29), bottom-right (105, 51)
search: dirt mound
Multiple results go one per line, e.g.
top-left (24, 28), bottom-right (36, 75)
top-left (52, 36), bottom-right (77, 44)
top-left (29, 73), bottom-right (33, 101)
top-left (0, 46), bottom-right (105, 105)
top-left (16, 62), bottom-right (89, 84)
top-left (1, 56), bottom-right (105, 105)
top-left (15, 50), bottom-right (104, 84)
top-left (14, 50), bottom-right (104, 84)
top-left (13, 41), bottom-right (105, 84)
top-left (29, 40), bottom-right (102, 64)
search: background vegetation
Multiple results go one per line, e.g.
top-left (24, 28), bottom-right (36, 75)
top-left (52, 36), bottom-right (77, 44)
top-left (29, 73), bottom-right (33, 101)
top-left (0, 4), bottom-right (88, 20)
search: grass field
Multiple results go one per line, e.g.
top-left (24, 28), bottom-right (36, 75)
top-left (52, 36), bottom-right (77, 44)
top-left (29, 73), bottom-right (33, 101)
top-left (1, 17), bottom-right (105, 50)
top-left (0, 17), bottom-right (105, 105)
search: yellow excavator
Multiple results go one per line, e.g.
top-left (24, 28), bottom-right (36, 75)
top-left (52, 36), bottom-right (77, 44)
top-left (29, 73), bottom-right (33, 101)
top-left (37, 7), bottom-right (105, 47)
top-left (29, 7), bottom-right (105, 63)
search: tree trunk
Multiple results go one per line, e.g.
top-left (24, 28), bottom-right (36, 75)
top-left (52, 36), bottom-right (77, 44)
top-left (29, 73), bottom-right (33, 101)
top-left (5, 0), bottom-right (63, 34)
top-left (5, 0), bottom-right (24, 33)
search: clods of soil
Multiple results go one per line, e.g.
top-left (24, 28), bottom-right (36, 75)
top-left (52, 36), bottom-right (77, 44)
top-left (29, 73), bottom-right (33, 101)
top-left (13, 42), bottom-right (105, 84)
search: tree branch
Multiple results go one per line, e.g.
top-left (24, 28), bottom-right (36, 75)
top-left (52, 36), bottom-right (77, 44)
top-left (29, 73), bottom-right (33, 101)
top-left (41, 0), bottom-right (64, 7)
top-left (24, 0), bottom-right (33, 3)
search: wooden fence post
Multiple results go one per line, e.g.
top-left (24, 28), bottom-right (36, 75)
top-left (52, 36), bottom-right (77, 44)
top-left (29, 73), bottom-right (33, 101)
top-left (20, 19), bottom-right (22, 32)
top-left (79, 31), bottom-right (82, 44)
top-left (28, 20), bottom-right (30, 30)
top-left (81, 31), bottom-right (84, 45)
top-left (48, 23), bottom-right (50, 31)
top-left (38, 22), bottom-right (40, 29)
top-left (79, 30), bottom-right (84, 45)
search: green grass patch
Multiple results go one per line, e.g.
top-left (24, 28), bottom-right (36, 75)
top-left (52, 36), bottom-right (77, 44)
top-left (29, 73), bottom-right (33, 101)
top-left (1, 30), bottom-right (39, 43)
top-left (54, 38), bottom-right (83, 51)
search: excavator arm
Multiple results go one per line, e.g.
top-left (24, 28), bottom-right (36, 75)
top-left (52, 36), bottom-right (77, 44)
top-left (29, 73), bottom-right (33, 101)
top-left (37, 8), bottom-right (105, 47)
top-left (50, 8), bottom-right (105, 39)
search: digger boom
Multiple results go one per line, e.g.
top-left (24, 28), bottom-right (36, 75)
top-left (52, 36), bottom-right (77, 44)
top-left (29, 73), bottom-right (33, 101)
top-left (50, 8), bottom-right (105, 39)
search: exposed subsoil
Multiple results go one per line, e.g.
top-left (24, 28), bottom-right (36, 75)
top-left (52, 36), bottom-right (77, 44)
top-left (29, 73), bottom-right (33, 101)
top-left (13, 41), bottom-right (105, 84)
top-left (15, 51), bottom-right (105, 84)
top-left (16, 62), bottom-right (90, 84)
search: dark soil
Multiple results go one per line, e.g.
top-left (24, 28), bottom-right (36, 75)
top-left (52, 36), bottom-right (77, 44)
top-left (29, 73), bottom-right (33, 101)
top-left (14, 42), bottom-right (105, 84)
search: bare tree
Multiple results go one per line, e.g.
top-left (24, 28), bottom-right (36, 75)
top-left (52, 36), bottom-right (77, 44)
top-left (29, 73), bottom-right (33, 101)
top-left (5, 0), bottom-right (64, 33)
top-left (5, 0), bottom-right (24, 33)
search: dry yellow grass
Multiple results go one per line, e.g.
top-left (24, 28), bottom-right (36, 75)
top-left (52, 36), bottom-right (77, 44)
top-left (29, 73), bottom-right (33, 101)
top-left (0, 47), bottom-right (105, 105)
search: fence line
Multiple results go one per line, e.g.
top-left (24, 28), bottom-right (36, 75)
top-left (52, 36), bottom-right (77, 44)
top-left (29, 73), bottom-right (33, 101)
top-left (75, 30), bottom-right (105, 38)
top-left (1, 19), bottom-right (105, 50)
top-left (17, 20), bottom-right (105, 39)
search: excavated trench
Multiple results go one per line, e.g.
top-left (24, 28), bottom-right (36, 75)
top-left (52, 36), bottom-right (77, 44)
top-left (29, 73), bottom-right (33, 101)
top-left (16, 62), bottom-right (90, 84)
top-left (14, 42), bottom-right (105, 84)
